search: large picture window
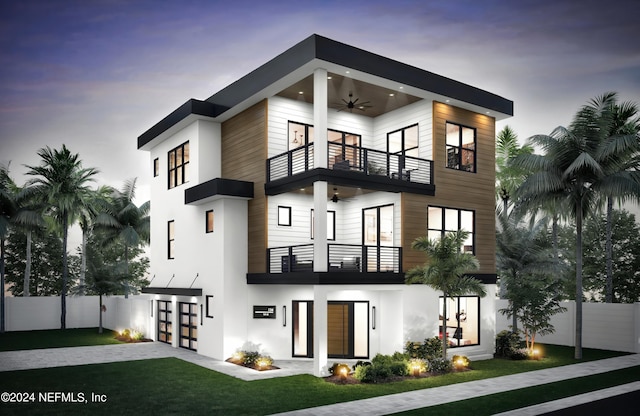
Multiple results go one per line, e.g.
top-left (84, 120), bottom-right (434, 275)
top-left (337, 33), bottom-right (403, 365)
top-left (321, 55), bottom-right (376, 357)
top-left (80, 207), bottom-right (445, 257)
top-left (439, 296), bottom-right (480, 348)
top-left (445, 122), bottom-right (475, 172)
top-left (428, 206), bottom-right (474, 253)
top-left (168, 141), bottom-right (189, 189)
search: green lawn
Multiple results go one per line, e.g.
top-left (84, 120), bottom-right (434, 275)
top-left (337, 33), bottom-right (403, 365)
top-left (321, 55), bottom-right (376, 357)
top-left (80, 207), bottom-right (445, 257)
top-left (0, 337), bottom-right (635, 416)
top-left (0, 328), bottom-right (124, 351)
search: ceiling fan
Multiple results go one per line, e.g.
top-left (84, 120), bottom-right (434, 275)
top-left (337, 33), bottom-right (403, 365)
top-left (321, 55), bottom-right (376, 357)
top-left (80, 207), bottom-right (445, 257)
top-left (336, 92), bottom-right (372, 113)
top-left (331, 188), bottom-right (340, 203)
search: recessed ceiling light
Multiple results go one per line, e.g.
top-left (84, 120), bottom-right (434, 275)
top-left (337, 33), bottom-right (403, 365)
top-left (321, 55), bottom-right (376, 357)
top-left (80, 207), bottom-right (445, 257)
top-left (446, 99), bottom-right (450, 103)
top-left (399, 86), bottom-right (404, 89)
top-left (389, 93), bottom-right (395, 97)
top-left (327, 76), bottom-right (332, 79)
top-left (299, 91), bottom-right (304, 95)
top-left (345, 70), bottom-right (350, 74)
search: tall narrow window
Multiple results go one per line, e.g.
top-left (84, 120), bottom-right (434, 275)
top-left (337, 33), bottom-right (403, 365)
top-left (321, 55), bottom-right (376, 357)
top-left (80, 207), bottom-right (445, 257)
top-left (168, 220), bottom-right (175, 259)
top-left (310, 209), bottom-right (335, 240)
top-left (428, 206), bottom-right (474, 253)
top-left (168, 141), bottom-right (189, 188)
top-left (446, 122), bottom-right (476, 172)
top-left (153, 158), bottom-right (160, 177)
top-left (205, 210), bottom-right (214, 233)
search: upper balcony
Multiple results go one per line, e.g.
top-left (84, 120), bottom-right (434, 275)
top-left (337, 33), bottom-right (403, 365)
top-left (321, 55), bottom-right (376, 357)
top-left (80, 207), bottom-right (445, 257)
top-left (265, 142), bottom-right (435, 196)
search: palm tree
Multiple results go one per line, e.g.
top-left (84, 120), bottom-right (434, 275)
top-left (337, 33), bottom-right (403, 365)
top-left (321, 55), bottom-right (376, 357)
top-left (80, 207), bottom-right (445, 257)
top-left (405, 230), bottom-right (486, 359)
top-left (77, 185), bottom-right (113, 295)
top-left (24, 145), bottom-right (99, 329)
top-left (97, 178), bottom-right (150, 297)
top-left (495, 125), bottom-right (533, 216)
top-left (496, 211), bottom-right (560, 333)
top-left (0, 164), bottom-right (19, 332)
top-left (587, 94), bottom-right (640, 303)
top-left (514, 94), bottom-right (640, 358)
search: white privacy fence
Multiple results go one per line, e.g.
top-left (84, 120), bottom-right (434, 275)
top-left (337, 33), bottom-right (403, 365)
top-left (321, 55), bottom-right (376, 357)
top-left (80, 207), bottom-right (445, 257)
top-left (3, 295), bottom-right (151, 336)
top-left (496, 299), bottom-right (640, 353)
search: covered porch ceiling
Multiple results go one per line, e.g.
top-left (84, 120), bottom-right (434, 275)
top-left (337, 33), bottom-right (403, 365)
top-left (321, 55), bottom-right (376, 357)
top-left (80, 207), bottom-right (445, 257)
top-left (276, 73), bottom-right (422, 118)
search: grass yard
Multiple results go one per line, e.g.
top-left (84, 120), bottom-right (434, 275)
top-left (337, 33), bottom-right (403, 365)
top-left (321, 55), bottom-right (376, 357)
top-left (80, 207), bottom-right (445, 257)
top-left (0, 328), bottom-right (124, 351)
top-left (0, 339), bottom-right (635, 416)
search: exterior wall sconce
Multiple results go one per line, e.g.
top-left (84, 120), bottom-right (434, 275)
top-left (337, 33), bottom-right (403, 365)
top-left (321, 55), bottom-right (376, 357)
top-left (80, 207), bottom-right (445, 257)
top-left (282, 305), bottom-right (287, 327)
top-left (372, 306), bottom-right (376, 330)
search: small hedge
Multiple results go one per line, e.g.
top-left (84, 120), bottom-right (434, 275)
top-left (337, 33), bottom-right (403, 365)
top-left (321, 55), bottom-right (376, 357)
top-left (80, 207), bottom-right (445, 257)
top-left (495, 330), bottom-right (522, 358)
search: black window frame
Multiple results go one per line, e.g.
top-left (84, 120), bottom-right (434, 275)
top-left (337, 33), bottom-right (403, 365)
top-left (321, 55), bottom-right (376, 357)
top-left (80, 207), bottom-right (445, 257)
top-left (205, 210), bottom-right (214, 233)
top-left (387, 124), bottom-right (419, 157)
top-left (427, 205), bottom-right (475, 254)
top-left (278, 206), bottom-right (292, 226)
top-left (157, 300), bottom-right (172, 344)
top-left (445, 122), bottom-right (476, 173)
top-left (439, 295), bottom-right (481, 348)
top-left (168, 141), bottom-right (189, 189)
top-left (168, 220), bottom-right (175, 259)
top-left (178, 302), bottom-right (198, 351)
top-left (288, 121), bottom-right (314, 150)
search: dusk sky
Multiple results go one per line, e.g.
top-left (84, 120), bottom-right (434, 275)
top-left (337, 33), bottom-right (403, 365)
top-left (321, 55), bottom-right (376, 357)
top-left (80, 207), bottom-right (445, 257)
top-left (2, 0), bottom-right (639, 212)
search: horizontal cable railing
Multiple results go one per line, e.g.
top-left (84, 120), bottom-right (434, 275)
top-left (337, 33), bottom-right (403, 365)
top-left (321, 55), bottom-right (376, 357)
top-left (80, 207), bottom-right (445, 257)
top-left (267, 244), bottom-right (314, 273)
top-left (267, 144), bottom-right (315, 182)
top-left (267, 244), bottom-right (402, 274)
top-left (267, 142), bottom-right (433, 185)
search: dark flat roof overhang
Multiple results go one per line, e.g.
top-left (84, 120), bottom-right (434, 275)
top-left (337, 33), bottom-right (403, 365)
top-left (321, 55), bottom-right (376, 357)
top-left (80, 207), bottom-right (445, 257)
top-left (138, 34), bottom-right (513, 150)
top-left (185, 178), bottom-right (254, 205)
top-left (141, 287), bottom-right (203, 296)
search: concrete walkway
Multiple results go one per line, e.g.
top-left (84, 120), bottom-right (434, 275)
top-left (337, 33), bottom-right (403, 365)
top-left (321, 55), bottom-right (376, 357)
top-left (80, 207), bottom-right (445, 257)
top-left (1, 342), bottom-right (639, 415)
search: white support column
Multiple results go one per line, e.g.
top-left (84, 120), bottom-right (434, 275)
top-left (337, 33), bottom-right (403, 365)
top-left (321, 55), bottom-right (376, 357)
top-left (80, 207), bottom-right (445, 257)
top-left (313, 181), bottom-right (328, 272)
top-left (313, 67), bottom-right (329, 272)
top-left (313, 68), bottom-right (328, 169)
top-left (313, 285), bottom-right (328, 377)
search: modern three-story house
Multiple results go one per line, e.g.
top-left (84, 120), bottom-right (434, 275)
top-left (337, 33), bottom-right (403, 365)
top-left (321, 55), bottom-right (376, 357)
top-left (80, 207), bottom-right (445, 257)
top-left (139, 34), bottom-right (513, 376)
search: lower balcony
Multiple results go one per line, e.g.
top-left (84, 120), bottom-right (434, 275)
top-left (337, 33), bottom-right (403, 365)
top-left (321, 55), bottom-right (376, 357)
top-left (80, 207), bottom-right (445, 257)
top-left (246, 243), bottom-right (404, 284)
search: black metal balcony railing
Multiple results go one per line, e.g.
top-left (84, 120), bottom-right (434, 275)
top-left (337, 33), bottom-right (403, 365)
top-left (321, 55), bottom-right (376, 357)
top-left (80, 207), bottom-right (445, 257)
top-left (266, 143), bottom-right (433, 185)
top-left (267, 243), bottom-right (402, 274)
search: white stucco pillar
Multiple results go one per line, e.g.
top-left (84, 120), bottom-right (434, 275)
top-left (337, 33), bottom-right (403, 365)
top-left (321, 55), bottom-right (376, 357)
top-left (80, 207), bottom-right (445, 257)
top-left (313, 181), bottom-right (328, 272)
top-left (313, 285), bottom-right (328, 377)
top-left (313, 67), bottom-right (329, 272)
top-left (313, 68), bottom-right (328, 169)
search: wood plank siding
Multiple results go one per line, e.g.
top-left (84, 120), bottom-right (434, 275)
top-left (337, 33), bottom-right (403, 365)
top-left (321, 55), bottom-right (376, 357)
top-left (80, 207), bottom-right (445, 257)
top-left (221, 100), bottom-right (268, 273)
top-left (401, 102), bottom-right (496, 274)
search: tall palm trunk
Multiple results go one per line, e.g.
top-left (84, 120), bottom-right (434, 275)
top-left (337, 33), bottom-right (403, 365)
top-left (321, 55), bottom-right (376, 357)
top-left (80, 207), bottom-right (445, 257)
top-left (23, 230), bottom-right (32, 296)
top-left (575, 205), bottom-right (583, 359)
top-left (605, 196), bottom-right (613, 303)
top-left (98, 294), bottom-right (103, 334)
top-left (441, 294), bottom-right (448, 359)
top-left (79, 226), bottom-right (87, 296)
top-left (61, 215), bottom-right (69, 330)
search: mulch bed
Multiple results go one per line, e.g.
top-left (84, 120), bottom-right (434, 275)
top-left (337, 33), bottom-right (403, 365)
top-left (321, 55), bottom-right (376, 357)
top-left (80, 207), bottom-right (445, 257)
top-left (225, 358), bottom-right (280, 371)
top-left (114, 335), bottom-right (153, 343)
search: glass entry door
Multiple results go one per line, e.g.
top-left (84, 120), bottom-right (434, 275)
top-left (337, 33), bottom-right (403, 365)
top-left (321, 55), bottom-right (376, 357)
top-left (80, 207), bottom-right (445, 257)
top-left (363, 205), bottom-right (394, 271)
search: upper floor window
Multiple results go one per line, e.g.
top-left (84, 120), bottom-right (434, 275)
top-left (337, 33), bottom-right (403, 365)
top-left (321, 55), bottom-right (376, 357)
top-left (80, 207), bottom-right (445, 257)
top-left (168, 141), bottom-right (189, 189)
top-left (329, 129), bottom-right (361, 169)
top-left (446, 122), bottom-right (475, 172)
top-left (153, 158), bottom-right (160, 177)
top-left (168, 220), bottom-right (175, 259)
top-left (388, 124), bottom-right (419, 157)
top-left (205, 210), bottom-right (214, 233)
top-left (289, 121), bottom-right (314, 150)
top-left (427, 206), bottom-right (474, 253)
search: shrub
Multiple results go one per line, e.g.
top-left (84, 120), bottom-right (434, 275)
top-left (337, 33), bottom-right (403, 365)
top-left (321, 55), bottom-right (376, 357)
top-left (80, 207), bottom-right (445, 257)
top-left (428, 357), bottom-right (452, 374)
top-left (495, 330), bottom-right (521, 358)
top-left (241, 350), bottom-right (260, 366)
top-left (353, 360), bottom-right (371, 370)
top-left (510, 348), bottom-right (530, 360)
top-left (405, 337), bottom-right (443, 360)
